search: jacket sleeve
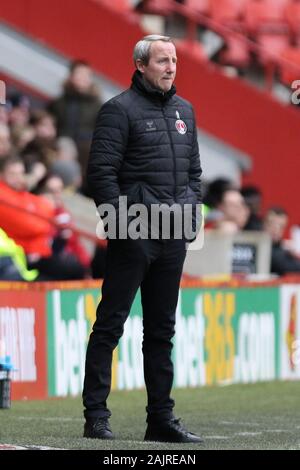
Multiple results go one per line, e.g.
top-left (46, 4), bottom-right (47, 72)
top-left (189, 108), bottom-right (202, 204)
top-left (271, 244), bottom-right (300, 275)
top-left (87, 99), bottom-right (129, 208)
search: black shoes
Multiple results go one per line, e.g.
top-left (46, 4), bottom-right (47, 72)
top-left (144, 418), bottom-right (203, 443)
top-left (83, 416), bottom-right (202, 443)
top-left (83, 417), bottom-right (114, 439)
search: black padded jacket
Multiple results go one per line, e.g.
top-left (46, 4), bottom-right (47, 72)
top-left (87, 71), bottom-right (202, 234)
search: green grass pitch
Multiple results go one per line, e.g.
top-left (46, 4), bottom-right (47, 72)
top-left (0, 381), bottom-right (300, 450)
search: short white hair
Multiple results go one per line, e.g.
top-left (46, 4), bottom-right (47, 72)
top-left (133, 35), bottom-right (174, 66)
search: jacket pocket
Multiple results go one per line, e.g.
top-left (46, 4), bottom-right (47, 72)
top-left (184, 185), bottom-right (197, 204)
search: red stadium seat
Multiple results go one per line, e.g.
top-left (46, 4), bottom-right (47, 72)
top-left (285, 0), bottom-right (300, 36)
top-left (280, 46), bottom-right (300, 85)
top-left (245, 0), bottom-right (289, 33)
top-left (99, 0), bottom-right (132, 11)
top-left (176, 39), bottom-right (208, 62)
top-left (257, 32), bottom-right (290, 64)
top-left (209, 0), bottom-right (248, 24)
top-left (206, 1), bottom-right (250, 68)
top-left (186, 0), bottom-right (209, 15)
top-left (134, 0), bottom-right (172, 16)
top-left (219, 33), bottom-right (251, 68)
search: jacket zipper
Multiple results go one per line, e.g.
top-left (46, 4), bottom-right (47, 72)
top-left (161, 105), bottom-right (177, 202)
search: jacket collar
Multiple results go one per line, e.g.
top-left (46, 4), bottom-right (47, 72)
top-left (131, 70), bottom-right (176, 103)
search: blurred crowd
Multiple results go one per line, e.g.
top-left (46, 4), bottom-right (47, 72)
top-left (203, 178), bottom-right (300, 275)
top-left (1, 59), bottom-right (299, 281)
top-left (0, 60), bottom-right (106, 282)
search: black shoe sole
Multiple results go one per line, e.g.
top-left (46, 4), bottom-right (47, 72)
top-left (144, 434), bottom-right (203, 444)
top-left (83, 432), bottom-right (115, 440)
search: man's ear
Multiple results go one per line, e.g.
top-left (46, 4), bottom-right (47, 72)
top-left (136, 59), bottom-right (146, 74)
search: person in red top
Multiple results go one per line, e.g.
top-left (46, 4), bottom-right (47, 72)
top-left (0, 155), bottom-right (54, 259)
top-left (35, 173), bottom-right (91, 272)
top-left (0, 156), bottom-right (87, 280)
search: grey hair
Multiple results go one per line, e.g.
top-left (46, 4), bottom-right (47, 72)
top-left (133, 35), bottom-right (174, 66)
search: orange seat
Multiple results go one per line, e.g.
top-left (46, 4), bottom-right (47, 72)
top-left (280, 46), bottom-right (300, 85)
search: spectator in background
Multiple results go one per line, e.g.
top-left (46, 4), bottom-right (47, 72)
top-left (0, 156), bottom-right (87, 280)
top-left (0, 123), bottom-right (12, 160)
top-left (203, 178), bottom-right (237, 226)
top-left (23, 110), bottom-right (57, 166)
top-left (0, 104), bottom-right (8, 124)
top-left (0, 227), bottom-right (39, 281)
top-left (241, 185), bottom-right (263, 231)
top-left (264, 207), bottom-right (300, 275)
top-left (7, 92), bottom-right (30, 129)
top-left (51, 136), bottom-right (82, 191)
top-left (22, 110), bottom-right (58, 190)
top-left (204, 183), bottom-right (249, 234)
top-left (35, 173), bottom-right (90, 277)
top-left (203, 178), bottom-right (236, 209)
top-left (48, 60), bottom-right (102, 193)
top-left (0, 156), bottom-right (54, 263)
top-left (214, 189), bottom-right (249, 234)
top-left (51, 159), bottom-right (82, 193)
top-left (11, 124), bottom-right (35, 152)
top-left (56, 135), bottom-right (79, 161)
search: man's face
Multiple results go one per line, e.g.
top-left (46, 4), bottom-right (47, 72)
top-left (2, 162), bottom-right (26, 191)
top-left (0, 124), bottom-right (11, 157)
top-left (45, 176), bottom-right (64, 205)
top-left (219, 190), bottom-right (249, 229)
top-left (264, 212), bottom-right (288, 242)
top-left (36, 116), bottom-right (57, 141)
top-left (137, 41), bottom-right (177, 92)
top-left (70, 65), bottom-right (93, 93)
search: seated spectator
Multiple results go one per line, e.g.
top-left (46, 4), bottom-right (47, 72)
top-left (206, 187), bottom-right (249, 234)
top-left (50, 136), bottom-right (82, 191)
top-left (0, 156), bottom-right (54, 260)
top-left (0, 104), bottom-right (8, 125)
top-left (22, 110), bottom-right (57, 168)
top-left (204, 177), bottom-right (237, 208)
top-left (7, 92), bottom-right (30, 129)
top-left (51, 159), bottom-right (82, 192)
top-left (241, 185), bottom-right (263, 231)
top-left (22, 110), bottom-right (58, 190)
top-left (203, 178), bottom-right (238, 226)
top-left (264, 207), bottom-right (300, 275)
top-left (56, 136), bottom-right (79, 162)
top-left (0, 123), bottom-right (12, 160)
top-left (35, 173), bottom-right (91, 278)
top-left (0, 228), bottom-right (38, 281)
top-left (11, 124), bottom-right (35, 152)
top-left (0, 157), bottom-right (86, 280)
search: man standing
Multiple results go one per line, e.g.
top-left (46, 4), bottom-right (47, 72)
top-left (83, 35), bottom-right (202, 443)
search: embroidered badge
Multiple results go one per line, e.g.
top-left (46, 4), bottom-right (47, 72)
top-left (175, 119), bottom-right (187, 134)
top-left (175, 110), bottom-right (187, 134)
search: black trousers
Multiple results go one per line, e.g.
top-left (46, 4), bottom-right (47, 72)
top-left (82, 237), bottom-right (187, 423)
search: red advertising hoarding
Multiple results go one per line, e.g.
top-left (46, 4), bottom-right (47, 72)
top-left (0, 288), bottom-right (47, 400)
